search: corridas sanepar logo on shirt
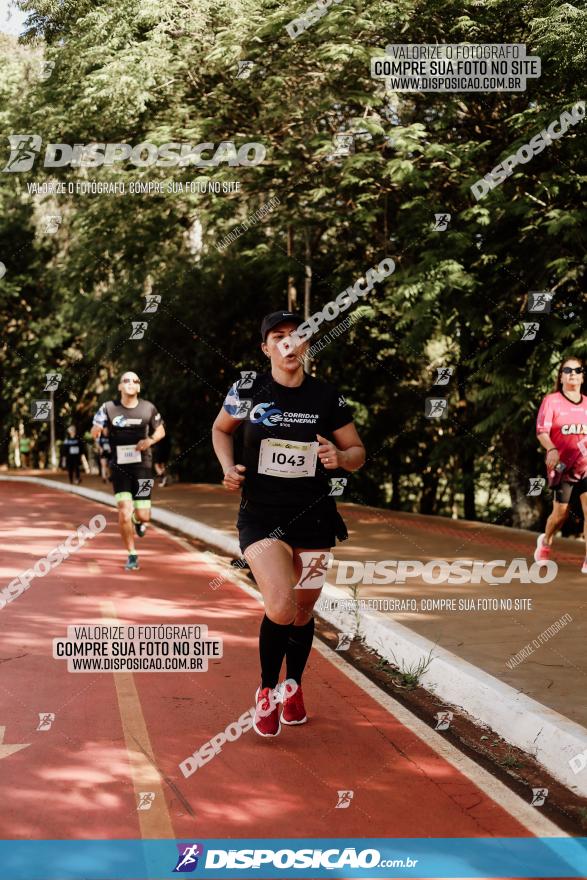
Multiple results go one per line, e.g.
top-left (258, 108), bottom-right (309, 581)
top-left (223, 383), bottom-right (321, 428)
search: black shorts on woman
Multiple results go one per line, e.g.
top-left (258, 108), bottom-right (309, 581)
top-left (554, 475), bottom-right (587, 504)
top-left (223, 371), bottom-right (352, 553)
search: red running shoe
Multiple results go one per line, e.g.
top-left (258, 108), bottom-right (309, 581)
top-left (281, 681), bottom-right (307, 725)
top-left (253, 687), bottom-right (281, 737)
top-left (534, 533), bottom-right (552, 563)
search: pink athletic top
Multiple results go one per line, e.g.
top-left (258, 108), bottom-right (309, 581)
top-left (536, 391), bottom-right (587, 479)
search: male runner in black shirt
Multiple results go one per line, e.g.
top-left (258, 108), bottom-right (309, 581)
top-left (91, 371), bottom-right (165, 571)
top-left (212, 311), bottom-right (365, 737)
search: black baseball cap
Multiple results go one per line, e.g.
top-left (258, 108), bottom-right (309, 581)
top-left (260, 311), bottom-right (304, 341)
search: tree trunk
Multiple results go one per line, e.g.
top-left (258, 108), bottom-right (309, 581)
top-left (287, 226), bottom-right (297, 311)
top-left (420, 468), bottom-right (438, 515)
top-left (389, 469), bottom-right (401, 509)
top-left (455, 365), bottom-right (476, 521)
top-left (504, 429), bottom-right (544, 530)
top-left (461, 445), bottom-right (476, 521)
top-left (303, 228), bottom-right (311, 320)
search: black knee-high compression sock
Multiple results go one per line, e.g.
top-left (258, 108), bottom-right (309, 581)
top-left (285, 617), bottom-right (315, 685)
top-left (259, 614), bottom-right (292, 689)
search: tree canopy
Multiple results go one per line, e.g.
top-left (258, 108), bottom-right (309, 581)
top-left (0, 0), bottom-right (585, 528)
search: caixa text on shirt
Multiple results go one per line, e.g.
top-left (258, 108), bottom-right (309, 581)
top-left (561, 423), bottom-right (587, 434)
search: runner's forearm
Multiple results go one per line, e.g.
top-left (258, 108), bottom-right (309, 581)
top-left (338, 445), bottom-right (366, 472)
top-left (537, 432), bottom-right (557, 452)
top-left (212, 427), bottom-right (235, 474)
top-left (149, 424), bottom-right (165, 445)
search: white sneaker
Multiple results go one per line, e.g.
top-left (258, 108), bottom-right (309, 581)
top-left (581, 557), bottom-right (587, 575)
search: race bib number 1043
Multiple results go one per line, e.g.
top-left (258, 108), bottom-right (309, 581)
top-left (258, 438), bottom-right (318, 478)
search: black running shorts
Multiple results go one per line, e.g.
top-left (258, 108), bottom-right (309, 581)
top-left (554, 476), bottom-right (587, 504)
top-left (237, 497), bottom-right (347, 553)
top-left (111, 464), bottom-right (154, 502)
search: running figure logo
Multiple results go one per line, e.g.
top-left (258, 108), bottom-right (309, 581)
top-left (31, 400), bottom-right (52, 420)
top-left (135, 479), bottom-right (154, 498)
top-left (521, 322), bottom-right (539, 341)
top-left (173, 843), bottom-right (204, 872)
top-left (43, 372), bottom-right (62, 391)
top-left (335, 632), bottom-right (353, 652)
top-left (3, 134), bottom-right (42, 172)
top-left (36, 712), bottom-right (55, 731)
top-left (295, 551), bottom-right (333, 590)
top-left (527, 292), bottom-right (553, 313)
top-left (530, 788), bottom-right (548, 806)
top-left (434, 367), bottom-right (453, 385)
top-left (143, 294), bottom-right (161, 313)
top-left (527, 477), bottom-right (545, 496)
top-left (238, 371), bottom-right (256, 390)
top-left (137, 792), bottom-right (155, 811)
top-left (129, 321), bottom-right (148, 340)
top-left (38, 60), bottom-right (55, 81)
top-left (233, 399), bottom-right (252, 419)
top-left (328, 133), bottom-right (355, 160)
top-left (329, 477), bottom-right (347, 497)
top-left (42, 214), bottom-right (62, 233)
top-left (425, 398), bottom-right (447, 419)
top-left (432, 213), bottom-right (451, 231)
top-left (236, 60), bottom-right (254, 79)
top-left (434, 711), bottom-right (453, 731)
top-left (335, 790), bottom-right (354, 809)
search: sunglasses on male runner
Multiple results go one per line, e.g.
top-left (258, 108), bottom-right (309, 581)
top-left (561, 366), bottom-right (583, 375)
top-left (121, 377), bottom-right (141, 384)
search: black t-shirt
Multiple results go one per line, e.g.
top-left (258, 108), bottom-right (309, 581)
top-left (93, 399), bottom-right (162, 468)
top-left (62, 436), bottom-right (82, 459)
top-left (223, 371), bottom-right (353, 509)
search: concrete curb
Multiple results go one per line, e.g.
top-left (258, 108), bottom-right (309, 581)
top-left (4, 475), bottom-right (587, 797)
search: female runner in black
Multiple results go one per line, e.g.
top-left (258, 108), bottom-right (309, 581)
top-left (212, 311), bottom-right (366, 737)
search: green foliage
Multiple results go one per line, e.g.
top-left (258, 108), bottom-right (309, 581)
top-left (0, 0), bottom-right (584, 527)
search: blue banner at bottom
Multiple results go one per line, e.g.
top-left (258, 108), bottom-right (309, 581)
top-left (0, 838), bottom-right (586, 879)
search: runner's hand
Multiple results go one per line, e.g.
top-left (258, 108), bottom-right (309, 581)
top-left (545, 448), bottom-right (559, 466)
top-left (316, 434), bottom-right (339, 470)
top-left (135, 439), bottom-right (152, 452)
top-left (223, 464), bottom-right (246, 491)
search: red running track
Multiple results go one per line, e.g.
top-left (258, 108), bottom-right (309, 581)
top-left (0, 483), bottom-right (552, 858)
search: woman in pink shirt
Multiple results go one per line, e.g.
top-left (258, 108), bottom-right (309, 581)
top-left (535, 356), bottom-right (587, 573)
